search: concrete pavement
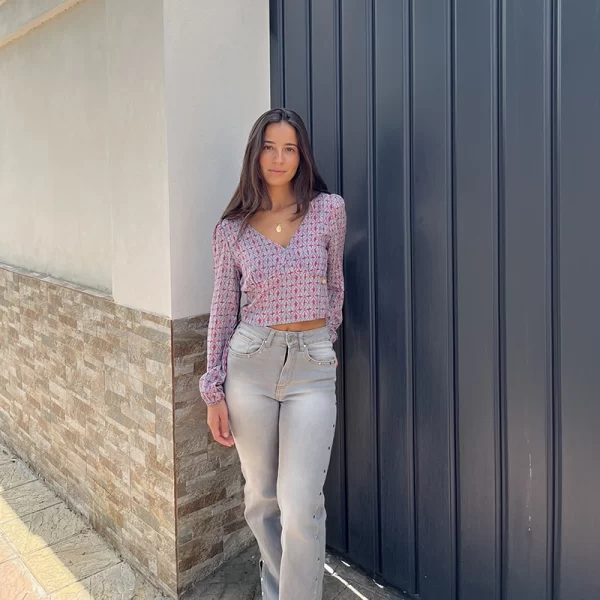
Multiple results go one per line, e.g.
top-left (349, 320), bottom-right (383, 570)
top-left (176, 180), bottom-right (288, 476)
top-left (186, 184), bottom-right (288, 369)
top-left (0, 442), bottom-right (167, 600)
top-left (0, 439), bottom-right (409, 600)
top-left (182, 544), bottom-right (409, 600)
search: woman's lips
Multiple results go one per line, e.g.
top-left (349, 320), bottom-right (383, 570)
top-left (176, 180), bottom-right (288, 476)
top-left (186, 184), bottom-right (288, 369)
top-left (269, 169), bottom-right (285, 174)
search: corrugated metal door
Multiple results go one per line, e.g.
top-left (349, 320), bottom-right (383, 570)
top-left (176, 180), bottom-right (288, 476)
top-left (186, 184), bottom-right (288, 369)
top-left (270, 2), bottom-right (600, 599)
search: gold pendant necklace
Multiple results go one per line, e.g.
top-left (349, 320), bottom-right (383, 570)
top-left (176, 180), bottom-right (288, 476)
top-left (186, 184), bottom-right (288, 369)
top-left (267, 201), bottom-right (296, 233)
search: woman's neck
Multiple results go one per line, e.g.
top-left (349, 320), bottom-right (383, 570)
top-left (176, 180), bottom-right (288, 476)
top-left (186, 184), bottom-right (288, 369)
top-left (267, 185), bottom-right (296, 211)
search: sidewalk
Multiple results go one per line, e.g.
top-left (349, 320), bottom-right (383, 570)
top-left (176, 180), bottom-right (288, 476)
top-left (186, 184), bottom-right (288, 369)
top-left (183, 544), bottom-right (409, 600)
top-left (0, 441), bottom-right (168, 600)
top-left (0, 438), bottom-right (408, 600)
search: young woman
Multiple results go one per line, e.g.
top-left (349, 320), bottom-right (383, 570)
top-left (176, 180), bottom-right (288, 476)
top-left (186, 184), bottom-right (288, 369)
top-left (199, 108), bottom-right (346, 600)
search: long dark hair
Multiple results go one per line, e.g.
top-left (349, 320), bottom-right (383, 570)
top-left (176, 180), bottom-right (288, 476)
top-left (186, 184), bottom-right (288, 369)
top-left (222, 108), bottom-right (329, 226)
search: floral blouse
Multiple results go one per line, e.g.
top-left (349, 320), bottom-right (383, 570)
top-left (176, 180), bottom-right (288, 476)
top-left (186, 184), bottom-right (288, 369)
top-left (199, 192), bottom-right (347, 405)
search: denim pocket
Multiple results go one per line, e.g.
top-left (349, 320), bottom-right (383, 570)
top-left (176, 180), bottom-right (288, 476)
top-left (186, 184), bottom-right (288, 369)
top-left (304, 340), bottom-right (336, 366)
top-left (228, 330), bottom-right (265, 358)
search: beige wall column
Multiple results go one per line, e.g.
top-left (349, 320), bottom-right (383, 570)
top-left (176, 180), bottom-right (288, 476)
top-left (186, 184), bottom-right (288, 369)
top-left (162, 0), bottom-right (270, 591)
top-left (106, 0), bottom-right (172, 316)
top-left (163, 0), bottom-right (271, 319)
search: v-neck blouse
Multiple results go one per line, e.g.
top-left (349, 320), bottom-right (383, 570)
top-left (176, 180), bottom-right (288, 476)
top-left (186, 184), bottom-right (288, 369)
top-left (199, 192), bottom-right (347, 405)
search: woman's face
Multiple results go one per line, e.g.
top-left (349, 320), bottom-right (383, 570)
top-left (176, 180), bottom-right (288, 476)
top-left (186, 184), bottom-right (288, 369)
top-left (259, 122), bottom-right (300, 191)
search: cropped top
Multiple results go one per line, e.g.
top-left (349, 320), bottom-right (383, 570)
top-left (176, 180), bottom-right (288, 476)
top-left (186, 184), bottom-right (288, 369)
top-left (199, 192), bottom-right (347, 405)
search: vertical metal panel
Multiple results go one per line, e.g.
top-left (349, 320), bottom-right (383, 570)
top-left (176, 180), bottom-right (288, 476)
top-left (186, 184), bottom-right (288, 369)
top-left (309, 0), bottom-right (341, 193)
top-left (269, 0), bottom-right (284, 107)
top-left (282, 0), bottom-right (311, 131)
top-left (311, 0), bottom-right (347, 554)
top-left (411, 0), bottom-right (456, 597)
top-left (339, 0), bottom-right (380, 573)
top-left (453, 1), bottom-right (500, 598)
top-left (557, 2), bottom-right (600, 598)
top-left (374, 0), bottom-right (416, 593)
top-left (503, 1), bottom-right (553, 599)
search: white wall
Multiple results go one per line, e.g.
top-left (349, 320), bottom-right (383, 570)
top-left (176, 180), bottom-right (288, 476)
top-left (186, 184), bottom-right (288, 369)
top-left (0, 0), bottom-right (271, 317)
top-left (105, 0), bottom-right (172, 316)
top-left (163, 0), bottom-right (271, 319)
top-left (0, 0), bottom-right (112, 292)
top-left (0, 0), bottom-right (86, 47)
top-left (0, 0), bottom-right (173, 314)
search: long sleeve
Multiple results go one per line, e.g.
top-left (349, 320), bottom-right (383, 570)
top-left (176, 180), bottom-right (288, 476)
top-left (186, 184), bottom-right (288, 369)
top-left (325, 195), bottom-right (347, 343)
top-left (199, 220), bottom-right (240, 405)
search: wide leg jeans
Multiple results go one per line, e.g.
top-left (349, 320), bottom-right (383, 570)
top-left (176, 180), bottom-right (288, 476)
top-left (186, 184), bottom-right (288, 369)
top-left (224, 322), bottom-right (338, 600)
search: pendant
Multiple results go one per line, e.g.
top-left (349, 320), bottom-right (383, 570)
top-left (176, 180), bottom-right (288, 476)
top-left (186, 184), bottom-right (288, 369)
top-left (276, 224), bottom-right (282, 233)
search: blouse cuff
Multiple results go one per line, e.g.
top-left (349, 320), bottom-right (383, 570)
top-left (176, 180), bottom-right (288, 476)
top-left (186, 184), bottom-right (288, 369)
top-left (200, 388), bottom-right (226, 406)
top-left (328, 324), bottom-right (338, 344)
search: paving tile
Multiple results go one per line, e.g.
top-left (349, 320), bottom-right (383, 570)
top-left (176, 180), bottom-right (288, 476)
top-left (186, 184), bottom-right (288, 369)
top-left (49, 562), bottom-right (131, 600)
top-left (22, 530), bottom-right (122, 594)
top-left (189, 582), bottom-right (258, 600)
top-left (0, 481), bottom-right (62, 523)
top-left (131, 576), bottom-right (170, 600)
top-left (0, 460), bottom-right (37, 492)
top-left (182, 544), bottom-right (409, 600)
top-left (48, 561), bottom-right (170, 600)
top-left (0, 556), bottom-right (47, 600)
top-left (322, 572), bottom-right (345, 600)
top-left (0, 532), bottom-right (16, 564)
top-left (193, 547), bottom-right (259, 584)
top-left (0, 445), bottom-right (16, 466)
top-left (0, 503), bottom-right (88, 555)
top-left (335, 589), bottom-right (370, 600)
top-left (324, 558), bottom-right (408, 600)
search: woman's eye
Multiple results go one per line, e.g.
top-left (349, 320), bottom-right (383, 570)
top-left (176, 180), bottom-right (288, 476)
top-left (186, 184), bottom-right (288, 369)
top-left (285, 147), bottom-right (296, 153)
top-left (263, 145), bottom-right (273, 151)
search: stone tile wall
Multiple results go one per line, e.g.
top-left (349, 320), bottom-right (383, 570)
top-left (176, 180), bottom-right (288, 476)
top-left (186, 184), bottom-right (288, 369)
top-left (0, 264), bottom-right (177, 597)
top-left (172, 315), bottom-right (253, 594)
top-left (0, 263), bottom-right (253, 598)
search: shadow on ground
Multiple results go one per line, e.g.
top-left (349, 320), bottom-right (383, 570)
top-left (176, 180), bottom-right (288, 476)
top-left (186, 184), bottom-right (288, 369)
top-left (182, 544), bottom-right (410, 600)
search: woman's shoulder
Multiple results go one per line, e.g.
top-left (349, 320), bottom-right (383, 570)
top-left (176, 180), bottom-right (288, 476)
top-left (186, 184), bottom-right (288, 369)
top-left (214, 216), bottom-right (243, 235)
top-left (312, 192), bottom-right (345, 225)
top-left (313, 191), bottom-right (345, 214)
top-left (212, 216), bottom-right (244, 249)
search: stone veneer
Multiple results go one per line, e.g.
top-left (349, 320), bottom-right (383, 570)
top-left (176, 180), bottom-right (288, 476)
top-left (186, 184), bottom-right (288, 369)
top-left (172, 315), bottom-right (253, 592)
top-left (0, 263), bottom-right (251, 598)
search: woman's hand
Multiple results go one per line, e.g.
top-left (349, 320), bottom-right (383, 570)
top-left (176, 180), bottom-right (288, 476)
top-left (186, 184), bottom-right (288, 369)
top-left (207, 401), bottom-right (235, 447)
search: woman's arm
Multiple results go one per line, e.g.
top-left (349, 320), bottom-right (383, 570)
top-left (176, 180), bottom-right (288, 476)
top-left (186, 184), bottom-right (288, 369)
top-left (199, 220), bottom-right (240, 405)
top-left (325, 195), bottom-right (347, 343)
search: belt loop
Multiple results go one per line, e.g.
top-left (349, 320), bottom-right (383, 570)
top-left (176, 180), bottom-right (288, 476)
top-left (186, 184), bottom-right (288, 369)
top-left (266, 327), bottom-right (276, 347)
top-left (299, 331), bottom-right (305, 349)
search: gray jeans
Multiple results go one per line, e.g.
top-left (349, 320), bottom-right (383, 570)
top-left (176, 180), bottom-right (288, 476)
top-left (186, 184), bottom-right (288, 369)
top-left (224, 322), bottom-right (338, 600)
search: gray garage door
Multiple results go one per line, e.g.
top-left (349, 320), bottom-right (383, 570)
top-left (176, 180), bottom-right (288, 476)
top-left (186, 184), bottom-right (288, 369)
top-left (270, 2), bottom-right (600, 599)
